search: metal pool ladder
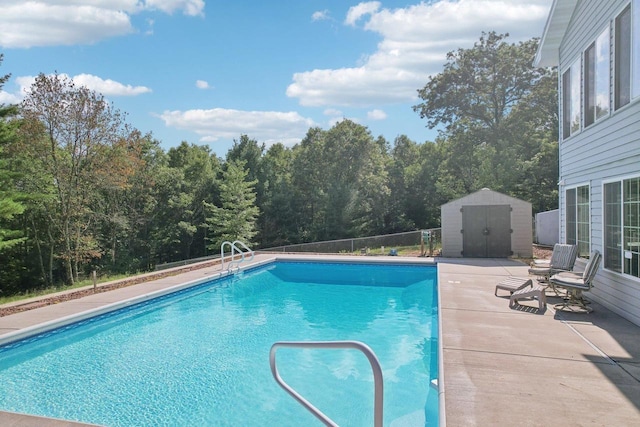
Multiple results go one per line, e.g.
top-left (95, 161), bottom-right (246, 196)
top-left (220, 240), bottom-right (254, 272)
top-left (269, 340), bottom-right (384, 427)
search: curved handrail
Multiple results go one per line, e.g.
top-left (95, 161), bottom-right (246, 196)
top-left (220, 240), bottom-right (254, 271)
top-left (232, 240), bottom-right (254, 264)
top-left (270, 340), bottom-right (384, 427)
top-left (220, 241), bottom-right (233, 270)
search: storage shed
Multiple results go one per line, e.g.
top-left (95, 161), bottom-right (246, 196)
top-left (440, 188), bottom-right (532, 258)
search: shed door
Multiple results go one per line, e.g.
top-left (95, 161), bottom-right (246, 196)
top-left (462, 205), bottom-right (512, 257)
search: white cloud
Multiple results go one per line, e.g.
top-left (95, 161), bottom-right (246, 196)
top-left (287, 0), bottom-right (551, 107)
top-left (0, 1), bottom-right (205, 48)
top-left (367, 109), bottom-right (387, 120)
top-left (0, 3), bottom-right (132, 48)
top-left (287, 67), bottom-right (419, 107)
top-left (312, 10), bottom-right (330, 22)
top-left (145, 0), bottom-right (205, 16)
top-left (14, 76), bottom-right (37, 99)
top-left (145, 18), bottom-right (155, 36)
top-left (345, 1), bottom-right (381, 26)
top-left (6, 74), bottom-right (150, 101)
top-left (323, 109), bottom-right (345, 128)
top-left (73, 74), bottom-right (151, 96)
top-left (323, 108), bottom-right (343, 116)
top-left (0, 91), bottom-right (21, 105)
top-left (196, 80), bottom-right (210, 89)
top-left (158, 108), bottom-right (317, 147)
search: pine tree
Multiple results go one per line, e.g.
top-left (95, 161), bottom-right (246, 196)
top-left (0, 55), bottom-right (25, 251)
top-left (204, 160), bottom-right (259, 251)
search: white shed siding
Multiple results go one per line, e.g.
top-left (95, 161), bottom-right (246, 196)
top-left (441, 205), bottom-right (463, 257)
top-left (440, 189), bottom-right (532, 258)
top-left (554, 0), bottom-right (640, 325)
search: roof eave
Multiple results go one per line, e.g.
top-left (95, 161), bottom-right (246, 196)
top-left (534, 0), bottom-right (579, 68)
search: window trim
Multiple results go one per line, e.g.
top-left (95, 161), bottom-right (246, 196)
top-left (562, 67), bottom-right (571, 139)
top-left (615, 3), bottom-right (632, 110)
top-left (602, 174), bottom-right (640, 282)
top-left (562, 58), bottom-right (582, 140)
top-left (584, 25), bottom-right (611, 127)
top-left (633, 0), bottom-right (640, 98)
top-left (565, 183), bottom-right (591, 258)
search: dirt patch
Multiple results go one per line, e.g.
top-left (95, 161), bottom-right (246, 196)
top-left (532, 244), bottom-right (553, 260)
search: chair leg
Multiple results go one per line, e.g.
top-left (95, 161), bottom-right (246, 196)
top-left (510, 285), bottom-right (546, 311)
top-left (547, 282), bottom-right (566, 297)
top-left (553, 289), bottom-right (592, 313)
top-left (538, 289), bottom-right (547, 310)
top-left (534, 274), bottom-right (548, 283)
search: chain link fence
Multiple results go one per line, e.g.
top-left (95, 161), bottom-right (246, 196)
top-left (260, 228), bottom-right (441, 255)
top-left (155, 229), bottom-right (442, 271)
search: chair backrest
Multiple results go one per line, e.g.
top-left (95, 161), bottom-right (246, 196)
top-left (548, 244), bottom-right (564, 266)
top-left (550, 244), bottom-right (578, 270)
top-left (581, 250), bottom-right (602, 285)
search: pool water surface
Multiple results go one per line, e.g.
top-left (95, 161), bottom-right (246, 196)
top-left (0, 261), bottom-right (439, 426)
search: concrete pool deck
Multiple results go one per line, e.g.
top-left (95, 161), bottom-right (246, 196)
top-left (1, 254), bottom-right (639, 426)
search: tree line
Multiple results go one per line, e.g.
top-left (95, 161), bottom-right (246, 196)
top-left (0, 33), bottom-right (558, 295)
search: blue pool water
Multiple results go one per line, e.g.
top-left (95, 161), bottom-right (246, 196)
top-left (0, 261), bottom-right (439, 426)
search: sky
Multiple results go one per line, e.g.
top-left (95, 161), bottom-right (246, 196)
top-left (0, 0), bottom-right (553, 157)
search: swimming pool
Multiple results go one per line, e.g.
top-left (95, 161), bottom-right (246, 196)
top-left (0, 260), bottom-right (439, 426)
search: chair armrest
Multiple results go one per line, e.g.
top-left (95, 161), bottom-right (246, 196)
top-left (549, 274), bottom-right (590, 290)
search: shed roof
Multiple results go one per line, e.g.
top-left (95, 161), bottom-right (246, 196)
top-left (441, 188), bottom-right (531, 208)
top-left (534, 0), bottom-right (578, 67)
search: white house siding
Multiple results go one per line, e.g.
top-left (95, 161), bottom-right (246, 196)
top-left (555, 0), bottom-right (640, 325)
top-left (534, 209), bottom-right (559, 246)
top-left (440, 189), bottom-right (532, 258)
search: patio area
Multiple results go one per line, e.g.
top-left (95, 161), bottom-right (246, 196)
top-left (1, 255), bottom-right (639, 426)
top-left (438, 258), bottom-right (640, 426)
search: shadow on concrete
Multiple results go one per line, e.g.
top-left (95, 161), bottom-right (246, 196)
top-left (554, 299), bottom-right (640, 412)
top-left (509, 302), bottom-right (547, 315)
top-left (494, 292), bottom-right (547, 314)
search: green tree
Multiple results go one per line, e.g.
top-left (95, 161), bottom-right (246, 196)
top-left (226, 135), bottom-right (280, 246)
top-left (19, 73), bottom-right (133, 285)
top-left (0, 57), bottom-right (25, 251)
top-left (226, 134), bottom-right (265, 186)
top-left (414, 32), bottom-right (546, 134)
top-left (413, 32), bottom-right (558, 210)
top-left (290, 127), bottom-right (330, 242)
top-left (204, 159), bottom-right (259, 251)
top-left (258, 142), bottom-right (295, 247)
top-left (166, 142), bottom-right (221, 259)
top-left (94, 131), bottom-right (162, 272)
top-left (386, 135), bottom-right (420, 231)
top-left (0, 139), bottom-right (25, 252)
top-left (347, 132), bottom-right (390, 236)
top-left (506, 69), bottom-right (559, 211)
top-left (291, 120), bottom-right (391, 241)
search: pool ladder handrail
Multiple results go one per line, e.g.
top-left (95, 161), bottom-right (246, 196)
top-left (220, 240), bottom-right (254, 272)
top-left (269, 340), bottom-right (384, 427)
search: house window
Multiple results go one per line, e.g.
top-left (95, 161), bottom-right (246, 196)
top-left (562, 70), bottom-right (571, 138)
top-left (616, 5), bottom-right (632, 109)
top-left (584, 28), bottom-right (610, 126)
top-left (604, 182), bottom-right (622, 272)
top-left (566, 185), bottom-right (590, 258)
top-left (562, 59), bottom-right (581, 139)
top-left (604, 177), bottom-right (640, 278)
top-left (634, 0), bottom-right (640, 98)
